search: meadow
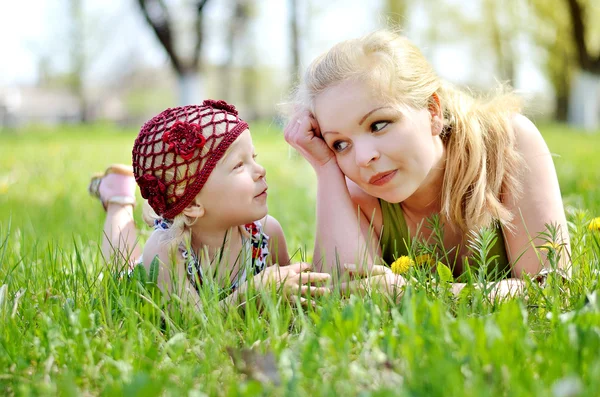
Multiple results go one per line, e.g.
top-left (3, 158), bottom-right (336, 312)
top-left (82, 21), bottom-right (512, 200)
top-left (1, 120), bottom-right (599, 396)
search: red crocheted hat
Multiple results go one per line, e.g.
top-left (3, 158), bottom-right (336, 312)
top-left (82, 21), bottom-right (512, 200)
top-left (132, 99), bottom-right (249, 219)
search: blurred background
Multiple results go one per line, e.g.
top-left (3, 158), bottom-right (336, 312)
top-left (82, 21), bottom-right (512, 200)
top-left (0, 0), bottom-right (599, 130)
top-left (1, 0), bottom-right (599, 252)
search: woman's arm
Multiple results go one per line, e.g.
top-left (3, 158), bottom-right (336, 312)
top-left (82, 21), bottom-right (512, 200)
top-left (284, 112), bottom-right (380, 274)
top-left (312, 162), bottom-right (381, 273)
top-left (503, 114), bottom-right (571, 276)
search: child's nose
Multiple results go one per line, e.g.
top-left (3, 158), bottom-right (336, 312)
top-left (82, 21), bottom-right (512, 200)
top-left (255, 163), bottom-right (266, 179)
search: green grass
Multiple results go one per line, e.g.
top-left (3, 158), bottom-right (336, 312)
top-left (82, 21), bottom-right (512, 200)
top-left (1, 121), bottom-right (599, 396)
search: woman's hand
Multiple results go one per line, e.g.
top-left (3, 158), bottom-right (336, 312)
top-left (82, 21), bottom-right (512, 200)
top-left (340, 264), bottom-right (407, 299)
top-left (255, 262), bottom-right (331, 303)
top-left (284, 111), bottom-right (336, 170)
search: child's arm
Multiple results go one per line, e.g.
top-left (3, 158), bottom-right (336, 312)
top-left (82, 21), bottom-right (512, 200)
top-left (260, 215), bottom-right (291, 266)
top-left (141, 231), bottom-right (201, 305)
top-left (221, 262), bottom-right (331, 309)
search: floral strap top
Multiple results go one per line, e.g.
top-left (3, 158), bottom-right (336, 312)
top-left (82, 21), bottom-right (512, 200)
top-left (154, 219), bottom-right (270, 298)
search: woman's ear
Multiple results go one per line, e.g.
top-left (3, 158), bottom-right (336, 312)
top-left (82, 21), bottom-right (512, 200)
top-left (429, 93), bottom-right (443, 136)
top-left (182, 198), bottom-right (205, 218)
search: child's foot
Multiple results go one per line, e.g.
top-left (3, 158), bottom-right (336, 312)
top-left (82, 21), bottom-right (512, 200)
top-left (89, 164), bottom-right (136, 210)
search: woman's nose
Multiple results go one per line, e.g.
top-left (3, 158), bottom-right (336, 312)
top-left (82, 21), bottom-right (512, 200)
top-left (355, 144), bottom-right (380, 167)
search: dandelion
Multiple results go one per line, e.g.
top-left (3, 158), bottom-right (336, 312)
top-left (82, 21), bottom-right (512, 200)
top-left (391, 256), bottom-right (414, 275)
top-left (415, 254), bottom-right (434, 267)
top-left (540, 242), bottom-right (562, 252)
top-left (589, 217), bottom-right (600, 232)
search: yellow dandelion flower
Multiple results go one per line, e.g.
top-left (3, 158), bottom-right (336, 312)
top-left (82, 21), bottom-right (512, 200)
top-left (540, 242), bottom-right (562, 251)
top-left (415, 254), bottom-right (434, 267)
top-left (589, 217), bottom-right (600, 232)
top-left (391, 256), bottom-right (414, 275)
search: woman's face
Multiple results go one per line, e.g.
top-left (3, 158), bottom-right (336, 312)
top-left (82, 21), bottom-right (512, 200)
top-left (314, 79), bottom-right (444, 203)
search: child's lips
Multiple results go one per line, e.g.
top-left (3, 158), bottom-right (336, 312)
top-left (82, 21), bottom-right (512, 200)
top-left (254, 187), bottom-right (268, 198)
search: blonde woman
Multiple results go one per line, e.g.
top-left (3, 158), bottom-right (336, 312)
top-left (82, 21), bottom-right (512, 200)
top-left (284, 30), bottom-right (570, 297)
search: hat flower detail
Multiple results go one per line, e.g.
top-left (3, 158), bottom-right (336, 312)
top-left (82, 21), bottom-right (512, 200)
top-left (137, 174), bottom-right (167, 215)
top-left (162, 121), bottom-right (206, 160)
top-left (203, 99), bottom-right (238, 115)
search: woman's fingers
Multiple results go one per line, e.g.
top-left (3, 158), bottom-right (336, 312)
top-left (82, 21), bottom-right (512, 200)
top-left (284, 112), bottom-right (311, 143)
top-left (299, 285), bottom-right (330, 297)
top-left (343, 263), bottom-right (390, 278)
top-left (338, 279), bottom-right (367, 296)
top-left (297, 272), bottom-right (331, 285)
top-left (308, 113), bottom-right (322, 138)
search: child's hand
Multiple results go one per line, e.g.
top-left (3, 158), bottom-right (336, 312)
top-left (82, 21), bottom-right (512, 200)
top-left (284, 111), bottom-right (336, 170)
top-left (340, 264), bottom-right (406, 298)
top-left (255, 262), bottom-right (331, 302)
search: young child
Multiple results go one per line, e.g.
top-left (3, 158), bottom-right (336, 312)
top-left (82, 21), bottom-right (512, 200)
top-left (90, 99), bottom-right (330, 306)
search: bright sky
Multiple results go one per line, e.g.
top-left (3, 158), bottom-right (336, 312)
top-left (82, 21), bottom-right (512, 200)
top-left (0, 0), bottom-right (549, 94)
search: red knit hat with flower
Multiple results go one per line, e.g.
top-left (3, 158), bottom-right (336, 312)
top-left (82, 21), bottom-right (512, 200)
top-left (132, 99), bottom-right (249, 219)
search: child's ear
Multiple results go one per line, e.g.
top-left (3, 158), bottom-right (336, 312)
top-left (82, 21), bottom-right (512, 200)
top-left (183, 199), bottom-right (205, 218)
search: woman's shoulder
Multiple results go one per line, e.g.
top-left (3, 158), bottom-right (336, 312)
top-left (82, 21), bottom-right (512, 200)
top-left (511, 114), bottom-right (549, 155)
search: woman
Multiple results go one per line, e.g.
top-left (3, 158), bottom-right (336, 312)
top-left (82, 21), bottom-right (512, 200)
top-left (284, 30), bottom-right (570, 297)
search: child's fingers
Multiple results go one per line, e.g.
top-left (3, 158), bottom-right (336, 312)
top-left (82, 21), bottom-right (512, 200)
top-left (288, 262), bottom-right (312, 274)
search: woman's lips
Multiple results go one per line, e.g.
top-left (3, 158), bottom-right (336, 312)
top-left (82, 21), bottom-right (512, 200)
top-left (369, 170), bottom-right (398, 186)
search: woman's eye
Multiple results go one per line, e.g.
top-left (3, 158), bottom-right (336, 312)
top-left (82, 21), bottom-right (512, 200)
top-left (332, 141), bottom-right (349, 152)
top-left (371, 121), bottom-right (390, 133)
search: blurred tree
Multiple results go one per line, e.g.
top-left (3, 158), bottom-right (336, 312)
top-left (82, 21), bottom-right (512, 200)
top-left (69, 0), bottom-right (88, 122)
top-left (222, 0), bottom-right (259, 118)
top-left (289, 0), bottom-right (300, 86)
top-left (137, 0), bottom-right (209, 105)
top-left (528, 0), bottom-right (576, 121)
top-left (385, 0), bottom-right (407, 29)
top-left (563, 0), bottom-right (600, 129)
top-left (483, 0), bottom-right (518, 84)
top-left (565, 0), bottom-right (600, 75)
top-left (416, 0), bottom-right (519, 86)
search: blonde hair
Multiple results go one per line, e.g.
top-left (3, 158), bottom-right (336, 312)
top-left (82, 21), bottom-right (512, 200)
top-left (294, 30), bottom-right (524, 233)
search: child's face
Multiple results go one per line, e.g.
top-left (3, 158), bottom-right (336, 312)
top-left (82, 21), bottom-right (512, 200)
top-left (315, 79), bottom-right (444, 204)
top-left (197, 130), bottom-right (268, 226)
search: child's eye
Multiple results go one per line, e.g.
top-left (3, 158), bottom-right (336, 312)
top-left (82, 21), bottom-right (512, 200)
top-left (233, 161), bottom-right (244, 170)
top-left (332, 141), bottom-right (349, 153)
top-left (252, 153), bottom-right (258, 160)
top-left (371, 121), bottom-right (390, 133)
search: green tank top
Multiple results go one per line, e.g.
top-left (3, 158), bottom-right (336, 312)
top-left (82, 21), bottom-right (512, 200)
top-left (378, 199), bottom-right (511, 280)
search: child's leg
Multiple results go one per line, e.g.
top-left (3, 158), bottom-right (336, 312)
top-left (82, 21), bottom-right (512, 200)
top-left (102, 203), bottom-right (141, 266)
top-left (90, 165), bottom-right (141, 267)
